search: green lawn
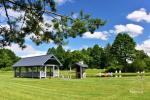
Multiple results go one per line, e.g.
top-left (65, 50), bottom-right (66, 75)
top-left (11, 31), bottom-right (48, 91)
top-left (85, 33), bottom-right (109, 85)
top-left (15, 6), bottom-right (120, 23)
top-left (0, 71), bottom-right (150, 100)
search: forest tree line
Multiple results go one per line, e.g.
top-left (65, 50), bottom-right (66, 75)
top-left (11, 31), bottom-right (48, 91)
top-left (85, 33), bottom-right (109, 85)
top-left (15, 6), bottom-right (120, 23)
top-left (0, 33), bottom-right (150, 72)
top-left (47, 33), bottom-right (150, 72)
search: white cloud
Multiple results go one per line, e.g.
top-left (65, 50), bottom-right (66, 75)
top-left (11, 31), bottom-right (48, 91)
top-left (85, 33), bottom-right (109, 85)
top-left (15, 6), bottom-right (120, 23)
top-left (127, 8), bottom-right (150, 23)
top-left (136, 39), bottom-right (150, 56)
top-left (55, 0), bottom-right (73, 5)
top-left (114, 24), bottom-right (144, 37)
top-left (72, 13), bottom-right (79, 19)
top-left (1, 8), bottom-right (24, 18)
top-left (5, 44), bottom-right (46, 58)
top-left (0, 24), bottom-right (10, 29)
top-left (83, 32), bottom-right (109, 40)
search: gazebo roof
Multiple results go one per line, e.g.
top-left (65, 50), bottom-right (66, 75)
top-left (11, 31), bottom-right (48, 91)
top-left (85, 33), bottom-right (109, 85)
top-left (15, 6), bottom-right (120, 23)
top-left (13, 54), bottom-right (62, 67)
top-left (75, 62), bottom-right (88, 68)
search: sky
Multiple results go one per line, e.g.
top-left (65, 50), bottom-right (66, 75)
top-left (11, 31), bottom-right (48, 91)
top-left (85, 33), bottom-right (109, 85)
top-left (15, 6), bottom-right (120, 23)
top-left (1, 0), bottom-right (150, 57)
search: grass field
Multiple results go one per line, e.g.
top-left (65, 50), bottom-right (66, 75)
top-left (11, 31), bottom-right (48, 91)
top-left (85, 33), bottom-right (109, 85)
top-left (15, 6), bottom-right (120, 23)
top-left (0, 70), bottom-right (150, 100)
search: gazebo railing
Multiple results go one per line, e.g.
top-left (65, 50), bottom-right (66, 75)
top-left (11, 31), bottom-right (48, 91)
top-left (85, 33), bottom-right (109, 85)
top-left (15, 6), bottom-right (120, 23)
top-left (16, 72), bottom-right (40, 77)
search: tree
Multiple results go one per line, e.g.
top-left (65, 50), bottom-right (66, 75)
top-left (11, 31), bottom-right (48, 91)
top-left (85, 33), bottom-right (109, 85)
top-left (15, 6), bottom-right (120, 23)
top-left (69, 50), bottom-right (85, 65)
top-left (63, 50), bottom-right (72, 69)
top-left (101, 43), bottom-right (112, 68)
top-left (143, 57), bottom-right (150, 71)
top-left (135, 50), bottom-right (148, 60)
top-left (90, 44), bottom-right (103, 68)
top-left (111, 33), bottom-right (136, 71)
top-left (47, 45), bottom-right (65, 66)
top-left (0, 48), bottom-right (19, 70)
top-left (0, 0), bottom-right (105, 48)
top-left (47, 47), bottom-right (57, 55)
top-left (55, 45), bottom-right (66, 65)
top-left (130, 59), bottom-right (147, 72)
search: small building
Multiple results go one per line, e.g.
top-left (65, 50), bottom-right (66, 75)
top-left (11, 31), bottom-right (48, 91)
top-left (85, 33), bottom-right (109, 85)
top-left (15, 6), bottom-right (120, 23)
top-left (13, 55), bottom-right (62, 79)
top-left (74, 61), bottom-right (88, 79)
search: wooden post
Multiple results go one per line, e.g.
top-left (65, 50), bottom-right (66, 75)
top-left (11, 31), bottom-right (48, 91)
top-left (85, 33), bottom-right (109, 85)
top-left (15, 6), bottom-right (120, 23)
top-left (31, 67), bottom-right (33, 78)
top-left (49, 66), bottom-right (51, 77)
top-left (19, 67), bottom-right (21, 77)
top-left (80, 67), bottom-right (82, 79)
top-left (14, 67), bottom-right (17, 77)
top-left (37, 67), bottom-right (39, 72)
top-left (70, 66), bottom-right (72, 79)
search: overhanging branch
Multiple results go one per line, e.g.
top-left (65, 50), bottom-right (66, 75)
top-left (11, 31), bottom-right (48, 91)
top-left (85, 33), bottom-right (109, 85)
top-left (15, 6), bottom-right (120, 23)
top-left (2, 0), bottom-right (12, 30)
top-left (7, 0), bottom-right (73, 20)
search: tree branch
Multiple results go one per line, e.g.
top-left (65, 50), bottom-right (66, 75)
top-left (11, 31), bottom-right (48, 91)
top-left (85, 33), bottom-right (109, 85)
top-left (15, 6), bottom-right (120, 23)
top-left (20, 10), bottom-right (27, 31)
top-left (7, 0), bottom-right (73, 20)
top-left (2, 0), bottom-right (12, 30)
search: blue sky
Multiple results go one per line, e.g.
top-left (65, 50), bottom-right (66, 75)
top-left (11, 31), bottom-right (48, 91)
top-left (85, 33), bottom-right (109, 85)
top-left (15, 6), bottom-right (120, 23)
top-left (2, 0), bottom-right (150, 57)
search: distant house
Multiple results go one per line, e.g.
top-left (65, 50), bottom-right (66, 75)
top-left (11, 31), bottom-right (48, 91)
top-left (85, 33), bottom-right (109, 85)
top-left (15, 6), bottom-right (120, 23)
top-left (13, 55), bottom-right (62, 79)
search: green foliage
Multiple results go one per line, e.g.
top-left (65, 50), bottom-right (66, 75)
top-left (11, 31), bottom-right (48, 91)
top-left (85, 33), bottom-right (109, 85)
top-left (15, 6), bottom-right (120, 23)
top-left (111, 33), bottom-right (136, 71)
top-left (46, 39), bottom-right (150, 72)
top-left (47, 45), bottom-right (65, 67)
top-left (129, 59), bottom-right (147, 72)
top-left (0, 0), bottom-right (105, 48)
top-left (143, 58), bottom-right (150, 71)
top-left (100, 43), bottom-right (112, 68)
top-left (135, 50), bottom-right (148, 60)
top-left (0, 48), bottom-right (19, 70)
top-left (47, 44), bottom-right (105, 69)
top-left (90, 45), bottom-right (103, 68)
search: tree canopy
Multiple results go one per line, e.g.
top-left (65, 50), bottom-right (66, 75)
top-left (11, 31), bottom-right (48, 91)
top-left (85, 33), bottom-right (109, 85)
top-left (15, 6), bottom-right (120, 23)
top-left (0, 0), bottom-right (105, 48)
top-left (0, 48), bottom-right (19, 70)
top-left (111, 33), bottom-right (136, 71)
top-left (46, 33), bottom-right (150, 72)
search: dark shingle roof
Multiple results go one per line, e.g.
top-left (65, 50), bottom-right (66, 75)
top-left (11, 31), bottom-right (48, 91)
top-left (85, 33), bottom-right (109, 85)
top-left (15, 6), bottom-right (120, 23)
top-left (13, 55), bottom-right (62, 67)
top-left (75, 63), bottom-right (88, 68)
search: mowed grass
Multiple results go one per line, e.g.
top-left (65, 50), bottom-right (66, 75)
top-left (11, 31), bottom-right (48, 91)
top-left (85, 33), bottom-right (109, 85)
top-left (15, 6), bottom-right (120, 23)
top-left (0, 71), bottom-right (150, 100)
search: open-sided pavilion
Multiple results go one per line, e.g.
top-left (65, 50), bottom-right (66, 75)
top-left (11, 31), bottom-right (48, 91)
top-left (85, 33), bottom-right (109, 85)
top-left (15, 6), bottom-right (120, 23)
top-left (13, 55), bottom-right (62, 79)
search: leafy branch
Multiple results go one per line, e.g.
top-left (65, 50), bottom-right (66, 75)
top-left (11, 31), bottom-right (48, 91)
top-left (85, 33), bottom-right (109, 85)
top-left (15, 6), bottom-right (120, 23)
top-left (0, 0), bottom-right (106, 48)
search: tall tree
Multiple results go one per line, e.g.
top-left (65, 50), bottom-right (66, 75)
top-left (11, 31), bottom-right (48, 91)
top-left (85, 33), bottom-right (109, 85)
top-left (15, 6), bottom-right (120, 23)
top-left (56, 45), bottom-right (66, 64)
top-left (0, 0), bottom-right (105, 48)
top-left (0, 48), bottom-right (19, 69)
top-left (101, 43), bottom-right (112, 68)
top-left (47, 47), bottom-right (57, 55)
top-left (135, 50), bottom-right (148, 60)
top-left (47, 45), bottom-right (65, 65)
top-left (111, 33), bottom-right (136, 71)
top-left (90, 45), bottom-right (103, 68)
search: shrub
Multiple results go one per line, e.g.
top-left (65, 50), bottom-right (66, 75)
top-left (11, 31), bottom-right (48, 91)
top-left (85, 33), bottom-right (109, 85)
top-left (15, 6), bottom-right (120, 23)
top-left (129, 59), bottom-right (147, 72)
top-left (144, 58), bottom-right (150, 71)
top-left (106, 65), bottom-right (123, 72)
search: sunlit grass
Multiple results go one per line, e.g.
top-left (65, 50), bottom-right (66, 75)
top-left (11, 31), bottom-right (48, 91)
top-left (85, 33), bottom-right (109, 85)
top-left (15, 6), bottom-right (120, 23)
top-left (0, 70), bottom-right (150, 100)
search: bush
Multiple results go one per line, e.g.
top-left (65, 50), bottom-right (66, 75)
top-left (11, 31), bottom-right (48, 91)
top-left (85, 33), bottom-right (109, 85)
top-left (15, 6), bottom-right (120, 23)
top-left (144, 58), bottom-right (150, 71)
top-left (106, 65), bottom-right (123, 72)
top-left (129, 59), bottom-right (147, 72)
top-left (0, 67), bottom-right (13, 71)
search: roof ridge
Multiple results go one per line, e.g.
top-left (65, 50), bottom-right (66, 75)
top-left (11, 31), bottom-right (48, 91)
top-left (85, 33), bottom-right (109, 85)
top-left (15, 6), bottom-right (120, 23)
top-left (13, 54), bottom-right (62, 67)
top-left (22, 54), bottom-right (52, 59)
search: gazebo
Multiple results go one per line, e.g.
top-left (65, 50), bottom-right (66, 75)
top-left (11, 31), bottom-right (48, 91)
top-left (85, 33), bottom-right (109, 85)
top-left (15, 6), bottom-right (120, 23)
top-left (74, 61), bottom-right (88, 79)
top-left (13, 54), bottom-right (62, 79)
